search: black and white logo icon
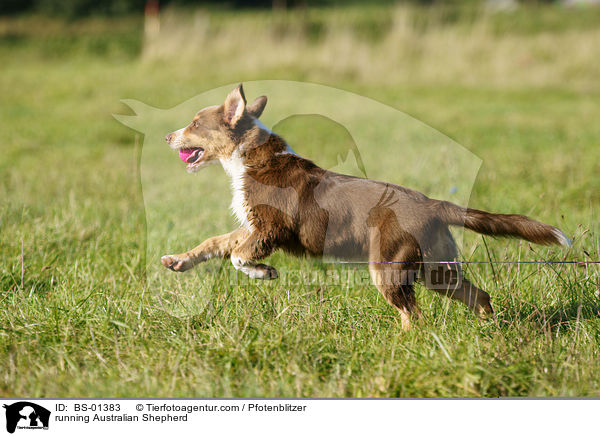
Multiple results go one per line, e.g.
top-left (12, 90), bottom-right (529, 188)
top-left (3, 402), bottom-right (50, 433)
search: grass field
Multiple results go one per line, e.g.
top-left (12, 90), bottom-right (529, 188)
top-left (1, 5), bottom-right (600, 397)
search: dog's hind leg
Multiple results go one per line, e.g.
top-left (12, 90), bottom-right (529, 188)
top-left (230, 232), bottom-right (278, 280)
top-left (422, 228), bottom-right (493, 317)
top-left (453, 278), bottom-right (493, 317)
top-left (368, 240), bottom-right (421, 331)
top-left (369, 263), bottom-right (420, 331)
top-left (367, 216), bottom-right (422, 331)
top-left (425, 269), bottom-right (494, 317)
top-left (161, 228), bottom-right (249, 272)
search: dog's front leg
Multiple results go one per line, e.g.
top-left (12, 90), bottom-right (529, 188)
top-left (230, 233), bottom-right (278, 280)
top-left (161, 228), bottom-right (249, 272)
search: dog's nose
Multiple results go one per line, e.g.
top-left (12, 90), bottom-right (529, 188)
top-left (165, 134), bottom-right (173, 143)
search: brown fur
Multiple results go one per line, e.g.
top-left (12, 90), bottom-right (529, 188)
top-left (161, 84), bottom-right (569, 331)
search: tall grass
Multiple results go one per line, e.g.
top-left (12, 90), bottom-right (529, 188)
top-left (144, 5), bottom-right (600, 90)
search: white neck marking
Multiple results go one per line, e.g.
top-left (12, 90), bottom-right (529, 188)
top-left (220, 149), bottom-right (253, 231)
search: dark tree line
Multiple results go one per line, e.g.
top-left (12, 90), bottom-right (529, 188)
top-left (0, 0), bottom-right (556, 18)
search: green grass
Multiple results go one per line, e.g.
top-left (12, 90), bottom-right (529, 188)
top-left (1, 7), bottom-right (600, 397)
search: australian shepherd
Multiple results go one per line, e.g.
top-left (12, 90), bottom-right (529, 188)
top-left (161, 84), bottom-right (570, 330)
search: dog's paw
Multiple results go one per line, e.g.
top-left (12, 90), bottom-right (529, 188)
top-left (475, 301), bottom-right (494, 319)
top-left (249, 264), bottom-right (279, 280)
top-left (161, 254), bottom-right (193, 272)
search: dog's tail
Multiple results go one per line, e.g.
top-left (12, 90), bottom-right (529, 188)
top-left (436, 200), bottom-right (571, 246)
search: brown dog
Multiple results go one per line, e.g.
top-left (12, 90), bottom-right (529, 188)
top-left (161, 84), bottom-right (570, 330)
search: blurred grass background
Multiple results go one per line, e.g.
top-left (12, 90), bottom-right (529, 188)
top-left (1, 1), bottom-right (600, 397)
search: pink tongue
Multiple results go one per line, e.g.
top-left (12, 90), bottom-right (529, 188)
top-left (178, 148), bottom-right (195, 162)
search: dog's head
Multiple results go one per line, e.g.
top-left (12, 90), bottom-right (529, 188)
top-left (165, 84), bottom-right (268, 172)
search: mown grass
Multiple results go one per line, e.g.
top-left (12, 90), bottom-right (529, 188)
top-left (1, 6), bottom-right (600, 397)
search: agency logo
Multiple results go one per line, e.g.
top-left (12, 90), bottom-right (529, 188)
top-left (3, 402), bottom-right (50, 433)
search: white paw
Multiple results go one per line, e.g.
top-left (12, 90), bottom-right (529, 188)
top-left (161, 254), bottom-right (193, 272)
top-left (248, 264), bottom-right (279, 280)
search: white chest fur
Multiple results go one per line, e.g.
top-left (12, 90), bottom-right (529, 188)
top-left (220, 150), bottom-right (253, 231)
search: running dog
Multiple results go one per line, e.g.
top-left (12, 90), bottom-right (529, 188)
top-left (161, 84), bottom-right (570, 330)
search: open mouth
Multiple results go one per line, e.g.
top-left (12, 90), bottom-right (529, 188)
top-left (178, 147), bottom-right (205, 169)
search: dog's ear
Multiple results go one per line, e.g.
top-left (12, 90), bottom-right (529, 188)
top-left (247, 96), bottom-right (267, 118)
top-left (224, 83), bottom-right (246, 127)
